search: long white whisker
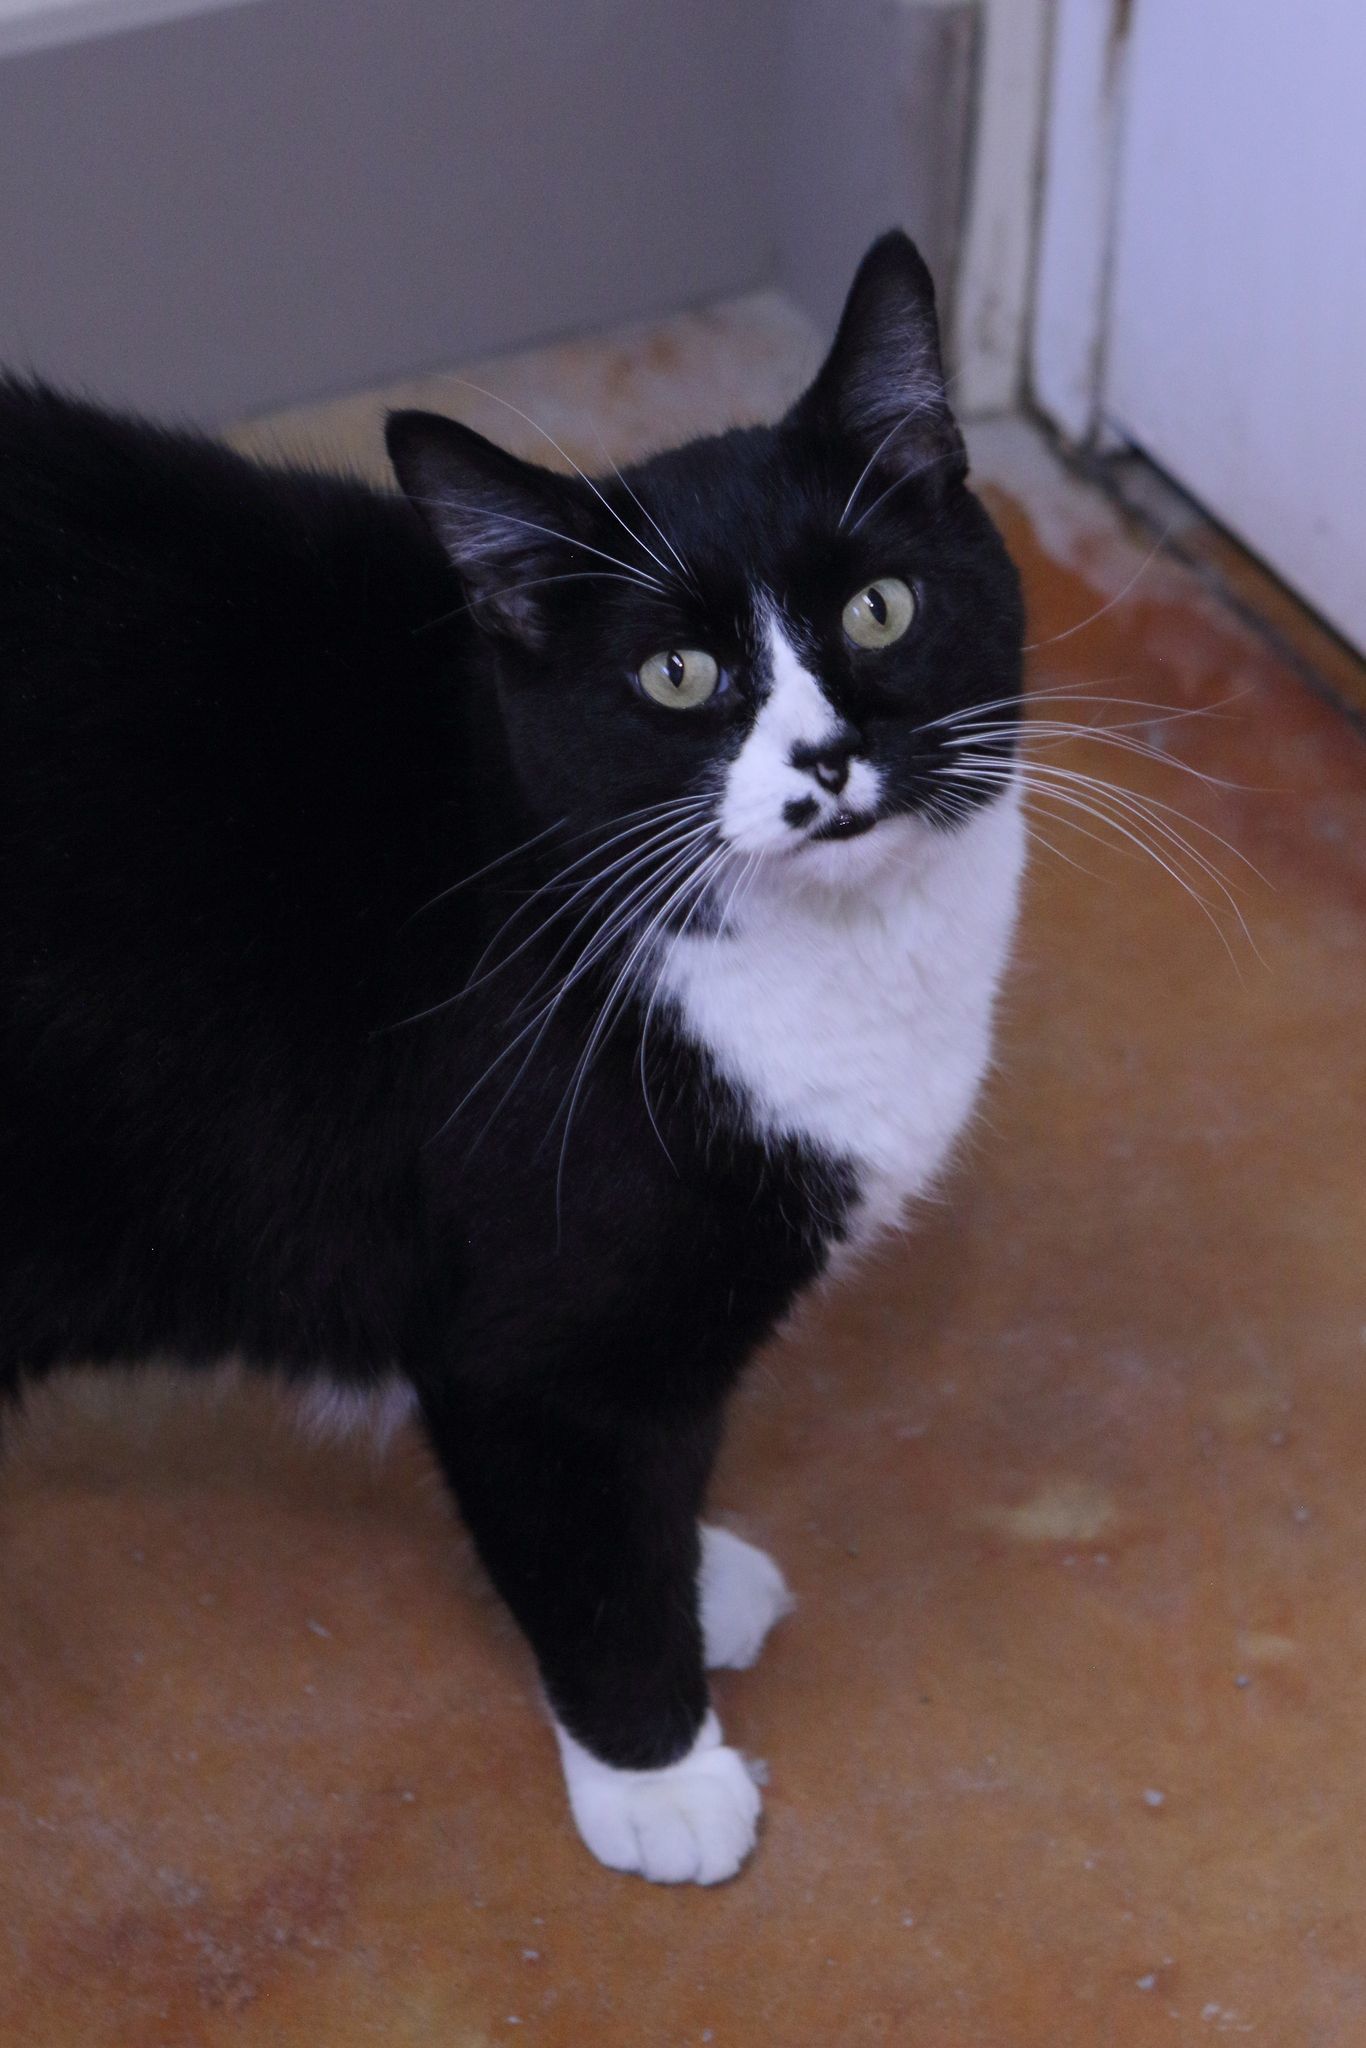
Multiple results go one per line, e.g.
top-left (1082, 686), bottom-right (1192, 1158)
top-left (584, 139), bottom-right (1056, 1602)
top-left (846, 447), bottom-right (966, 537)
top-left (461, 833), bottom-right (719, 1155)
top-left (947, 762), bottom-right (1250, 968)
top-left (388, 801), bottom-right (712, 1029)
top-left (436, 569), bottom-right (669, 626)
top-left (838, 396), bottom-right (939, 529)
top-left (404, 795), bottom-right (707, 929)
top-left (591, 428), bottom-right (699, 595)
top-left (973, 753), bottom-right (1267, 887)
top-left (919, 683), bottom-right (1249, 737)
top-left (465, 810), bottom-right (715, 1004)
top-left (950, 758), bottom-right (1229, 894)
top-left (425, 828), bottom-right (717, 1149)
top-left (946, 721), bottom-right (1257, 796)
top-left (408, 493), bottom-right (666, 592)
top-left (548, 827), bottom-right (722, 1002)
top-left (1021, 526), bottom-right (1174, 653)
top-left (634, 850), bottom-right (738, 1167)
top-left (552, 841), bottom-right (731, 1218)
top-left (507, 819), bottom-right (718, 1011)
top-left (440, 377), bottom-right (683, 591)
top-left (941, 773), bottom-right (1123, 867)
top-left (1018, 816), bottom-right (1103, 880)
top-left (399, 817), bottom-right (568, 928)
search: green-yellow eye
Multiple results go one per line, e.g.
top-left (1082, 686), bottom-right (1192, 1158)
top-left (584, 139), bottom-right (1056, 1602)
top-left (637, 647), bottom-right (720, 709)
top-left (842, 576), bottom-right (916, 649)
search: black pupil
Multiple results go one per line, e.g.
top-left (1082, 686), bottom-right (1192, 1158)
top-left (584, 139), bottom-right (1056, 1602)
top-left (866, 586), bottom-right (888, 626)
top-left (666, 651), bottom-right (686, 688)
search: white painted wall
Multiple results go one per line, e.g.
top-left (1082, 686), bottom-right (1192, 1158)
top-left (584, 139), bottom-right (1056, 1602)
top-left (1103, 0), bottom-right (1366, 650)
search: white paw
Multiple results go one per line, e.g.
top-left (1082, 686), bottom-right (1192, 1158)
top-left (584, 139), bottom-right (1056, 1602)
top-left (698, 1524), bottom-right (794, 1671)
top-left (555, 1711), bottom-right (761, 1886)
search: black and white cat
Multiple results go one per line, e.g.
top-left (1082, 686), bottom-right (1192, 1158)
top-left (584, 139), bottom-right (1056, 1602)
top-left (0, 233), bottom-right (1024, 1884)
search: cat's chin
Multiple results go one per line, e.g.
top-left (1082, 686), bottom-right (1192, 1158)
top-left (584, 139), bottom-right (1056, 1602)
top-left (778, 810), bottom-right (942, 895)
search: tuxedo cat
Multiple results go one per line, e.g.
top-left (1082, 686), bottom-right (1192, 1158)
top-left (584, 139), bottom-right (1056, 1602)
top-left (0, 233), bottom-right (1024, 1884)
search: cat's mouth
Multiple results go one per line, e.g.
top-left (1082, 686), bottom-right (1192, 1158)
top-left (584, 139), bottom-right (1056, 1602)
top-left (808, 807), bottom-right (878, 844)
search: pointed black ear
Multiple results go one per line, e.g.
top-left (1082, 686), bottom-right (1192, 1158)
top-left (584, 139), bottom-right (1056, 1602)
top-left (805, 230), bottom-right (965, 497)
top-left (386, 409), bottom-right (583, 641)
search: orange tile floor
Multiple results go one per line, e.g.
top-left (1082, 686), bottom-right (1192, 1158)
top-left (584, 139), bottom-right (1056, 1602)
top-left (2, 303), bottom-right (1364, 2046)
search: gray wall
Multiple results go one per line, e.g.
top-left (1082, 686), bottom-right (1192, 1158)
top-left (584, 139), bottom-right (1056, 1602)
top-left (0, 0), bottom-right (784, 423)
top-left (773, 0), bottom-right (979, 345)
top-left (0, 0), bottom-right (978, 425)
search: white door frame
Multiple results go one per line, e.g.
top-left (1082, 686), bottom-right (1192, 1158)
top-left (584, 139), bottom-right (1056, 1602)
top-left (950, 0), bottom-right (1053, 417)
top-left (1028, 0), bottom-right (1133, 444)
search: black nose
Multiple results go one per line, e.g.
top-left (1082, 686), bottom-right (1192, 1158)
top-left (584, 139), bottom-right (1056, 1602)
top-left (792, 726), bottom-right (859, 796)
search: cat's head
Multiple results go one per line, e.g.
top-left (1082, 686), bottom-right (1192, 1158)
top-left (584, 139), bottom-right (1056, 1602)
top-left (388, 231), bottom-right (1022, 897)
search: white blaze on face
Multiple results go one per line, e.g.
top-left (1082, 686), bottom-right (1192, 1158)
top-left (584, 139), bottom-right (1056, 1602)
top-left (718, 609), bottom-right (882, 853)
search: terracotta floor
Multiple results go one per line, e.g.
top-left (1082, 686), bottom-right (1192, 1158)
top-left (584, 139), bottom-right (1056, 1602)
top-left (3, 303), bottom-right (1365, 2046)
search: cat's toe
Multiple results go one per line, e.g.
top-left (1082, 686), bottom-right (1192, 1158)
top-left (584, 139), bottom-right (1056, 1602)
top-left (555, 1712), bottom-right (762, 1886)
top-left (699, 1523), bottom-right (794, 1670)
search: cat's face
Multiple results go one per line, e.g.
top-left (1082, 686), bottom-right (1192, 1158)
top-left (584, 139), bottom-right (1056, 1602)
top-left (389, 233), bottom-right (1023, 897)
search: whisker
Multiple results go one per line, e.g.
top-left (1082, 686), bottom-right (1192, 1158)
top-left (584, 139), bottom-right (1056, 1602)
top-left (846, 447), bottom-right (966, 537)
top-left (634, 852), bottom-right (733, 1166)
top-left (458, 832), bottom-right (720, 1158)
top-left (438, 376), bottom-right (684, 592)
top-left (946, 760), bottom-right (1255, 967)
top-left (978, 752), bottom-right (1267, 886)
top-left (460, 808), bottom-right (715, 1004)
top-left (386, 800), bottom-right (712, 1029)
top-left (417, 569), bottom-right (667, 634)
top-left (1018, 817), bottom-right (1104, 881)
top-left (423, 828), bottom-right (717, 1152)
top-left (931, 774), bottom-right (1101, 879)
top-left (591, 427), bottom-right (699, 596)
top-left (1020, 524), bottom-right (1175, 653)
top-left (506, 818), bottom-right (718, 1012)
top-left (407, 493), bottom-right (666, 593)
top-left (945, 720), bottom-right (1258, 797)
top-left (406, 793), bottom-right (706, 928)
top-left (552, 841), bottom-right (731, 1218)
top-left (838, 396), bottom-right (941, 529)
top-left (399, 816), bottom-right (568, 928)
top-left (991, 771), bottom-right (1238, 933)
top-left (919, 682), bottom-right (1249, 736)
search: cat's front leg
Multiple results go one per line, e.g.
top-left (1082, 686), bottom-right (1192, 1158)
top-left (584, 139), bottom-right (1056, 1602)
top-left (417, 1378), bottom-right (762, 1885)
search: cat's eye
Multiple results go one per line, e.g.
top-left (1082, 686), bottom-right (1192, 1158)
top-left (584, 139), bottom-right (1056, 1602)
top-left (637, 648), bottom-right (720, 709)
top-left (842, 577), bottom-right (916, 650)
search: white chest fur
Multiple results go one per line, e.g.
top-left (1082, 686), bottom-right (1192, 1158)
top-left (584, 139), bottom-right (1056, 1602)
top-left (659, 789), bottom-right (1025, 1243)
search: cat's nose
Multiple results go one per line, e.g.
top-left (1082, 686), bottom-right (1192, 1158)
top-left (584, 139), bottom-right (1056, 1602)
top-left (811, 753), bottom-right (850, 795)
top-left (792, 725), bottom-right (860, 796)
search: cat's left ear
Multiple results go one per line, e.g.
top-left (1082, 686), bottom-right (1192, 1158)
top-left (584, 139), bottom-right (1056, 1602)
top-left (800, 229), bottom-right (965, 496)
top-left (386, 408), bottom-right (585, 643)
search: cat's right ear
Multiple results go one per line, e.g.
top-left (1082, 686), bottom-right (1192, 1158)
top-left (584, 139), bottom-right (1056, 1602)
top-left (800, 230), bottom-right (966, 495)
top-left (386, 409), bottom-right (582, 642)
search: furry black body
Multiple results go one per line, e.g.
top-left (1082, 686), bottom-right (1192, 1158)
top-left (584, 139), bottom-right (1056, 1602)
top-left (0, 235), bottom-right (1023, 1804)
top-left (0, 383), bottom-right (849, 1766)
